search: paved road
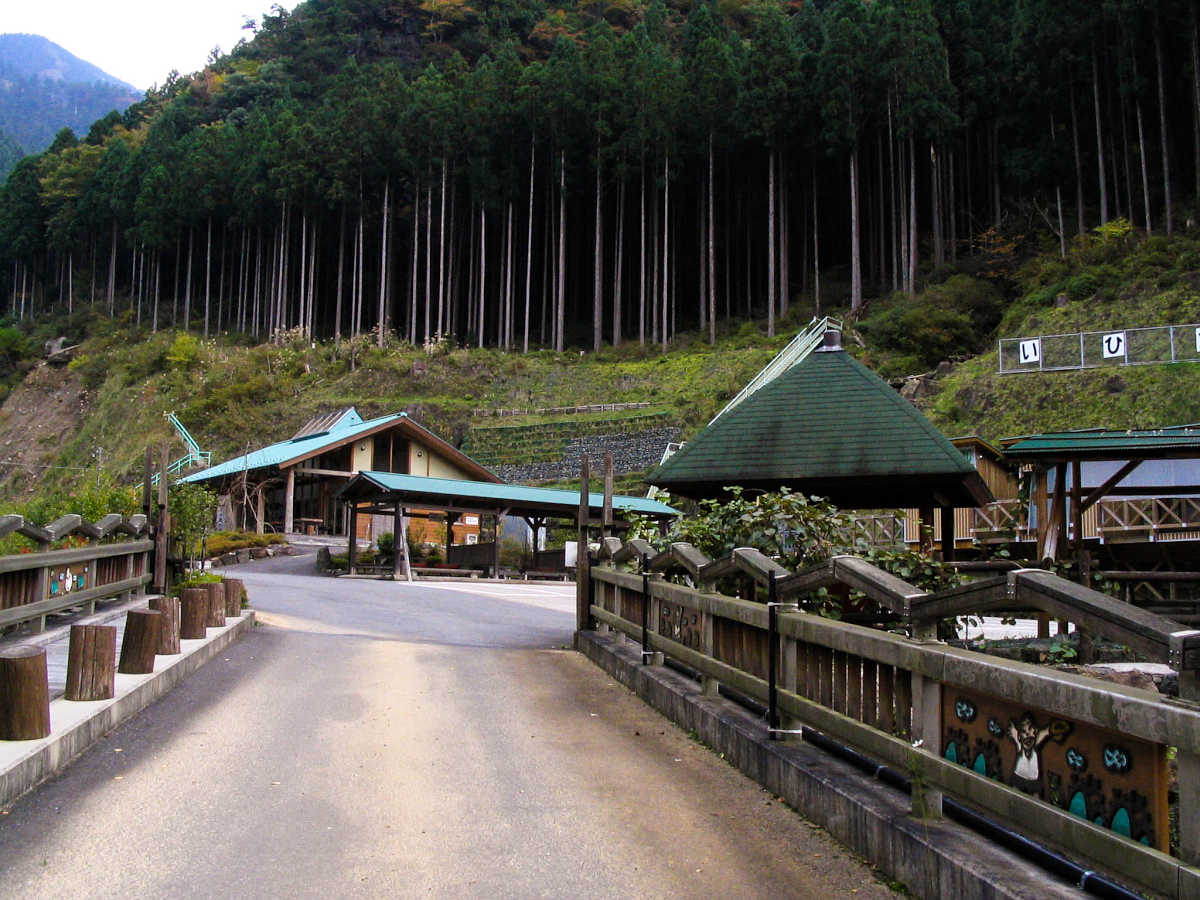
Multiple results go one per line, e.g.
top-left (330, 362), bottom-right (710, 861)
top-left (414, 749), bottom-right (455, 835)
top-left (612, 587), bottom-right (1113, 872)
top-left (0, 553), bottom-right (895, 898)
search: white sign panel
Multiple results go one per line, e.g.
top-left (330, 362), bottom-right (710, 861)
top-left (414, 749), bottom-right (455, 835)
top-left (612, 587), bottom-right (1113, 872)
top-left (1195, 327), bottom-right (1200, 353)
top-left (1101, 331), bottom-right (1127, 359)
top-left (1018, 339), bottom-right (1042, 364)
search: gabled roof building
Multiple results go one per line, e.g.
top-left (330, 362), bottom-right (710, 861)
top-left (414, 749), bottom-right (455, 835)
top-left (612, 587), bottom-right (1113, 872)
top-left (181, 407), bottom-right (498, 537)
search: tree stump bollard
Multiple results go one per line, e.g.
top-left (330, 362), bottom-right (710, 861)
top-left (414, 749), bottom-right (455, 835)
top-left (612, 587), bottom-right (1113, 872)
top-left (223, 578), bottom-right (245, 618)
top-left (180, 587), bottom-right (209, 639)
top-left (0, 645), bottom-right (50, 740)
top-left (205, 582), bottom-right (226, 627)
top-left (65, 625), bottom-right (116, 701)
top-left (117, 609), bottom-right (161, 675)
top-left (149, 596), bottom-right (181, 655)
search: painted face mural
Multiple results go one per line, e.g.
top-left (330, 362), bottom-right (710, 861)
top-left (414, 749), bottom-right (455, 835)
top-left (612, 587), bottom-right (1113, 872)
top-left (942, 687), bottom-right (1166, 850)
top-left (1008, 713), bottom-right (1052, 794)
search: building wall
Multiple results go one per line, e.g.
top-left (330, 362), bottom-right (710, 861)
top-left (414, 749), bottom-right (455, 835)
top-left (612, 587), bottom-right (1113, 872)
top-left (409, 443), bottom-right (470, 480)
top-left (352, 438), bottom-right (373, 473)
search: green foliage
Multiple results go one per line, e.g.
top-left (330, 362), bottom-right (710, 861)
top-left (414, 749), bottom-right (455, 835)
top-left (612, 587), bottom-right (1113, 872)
top-left (376, 531), bottom-right (396, 562)
top-left (165, 333), bottom-right (201, 371)
top-left (629, 487), bottom-right (958, 613)
top-left (170, 572), bottom-right (223, 597)
top-left (169, 482), bottom-right (217, 557)
top-left (205, 530), bottom-right (285, 556)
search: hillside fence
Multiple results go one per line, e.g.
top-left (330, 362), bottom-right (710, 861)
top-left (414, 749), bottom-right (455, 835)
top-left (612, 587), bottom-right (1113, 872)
top-left (581, 537), bottom-right (1200, 898)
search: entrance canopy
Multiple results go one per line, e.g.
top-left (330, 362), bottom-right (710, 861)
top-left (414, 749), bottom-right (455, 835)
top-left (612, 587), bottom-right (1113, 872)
top-left (337, 471), bottom-right (679, 523)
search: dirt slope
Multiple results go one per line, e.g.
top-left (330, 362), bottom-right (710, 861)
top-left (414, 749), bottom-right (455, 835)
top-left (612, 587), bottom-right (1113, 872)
top-left (0, 361), bottom-right (89, 499)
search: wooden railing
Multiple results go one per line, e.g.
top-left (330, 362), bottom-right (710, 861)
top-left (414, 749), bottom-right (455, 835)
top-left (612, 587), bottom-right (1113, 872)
top-left (0, 513), bottom-right (153, 632)
top-left (849, 514), bottom-right (904, 547)
top-left (584, 538), bottom-right (1200, 897)
top-left (1098, 496), bottom-right (1200, 539)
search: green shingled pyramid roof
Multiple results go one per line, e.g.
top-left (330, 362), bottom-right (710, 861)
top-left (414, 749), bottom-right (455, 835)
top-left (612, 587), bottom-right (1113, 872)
top-left (651, 341), bottom-right (991, 509)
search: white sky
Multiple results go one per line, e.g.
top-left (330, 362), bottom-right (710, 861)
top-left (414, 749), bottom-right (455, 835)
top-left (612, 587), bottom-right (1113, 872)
top-left (5, 1), bottom-right (299, 92)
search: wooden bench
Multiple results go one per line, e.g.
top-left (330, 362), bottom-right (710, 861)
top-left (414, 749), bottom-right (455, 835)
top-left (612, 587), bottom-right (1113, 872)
top-left (522, 570), bottom-right (572, 581)
top-left (412, 567), bottom-right (482, 578)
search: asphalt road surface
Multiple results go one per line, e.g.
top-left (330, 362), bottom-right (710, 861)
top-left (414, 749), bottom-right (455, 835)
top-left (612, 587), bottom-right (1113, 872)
top-left (0, 553), bottom-right (896, 898)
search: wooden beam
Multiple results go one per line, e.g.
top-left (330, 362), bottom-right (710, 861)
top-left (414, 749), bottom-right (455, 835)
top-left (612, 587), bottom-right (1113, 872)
top-left (1079, 459), bottom-right (1143, 512)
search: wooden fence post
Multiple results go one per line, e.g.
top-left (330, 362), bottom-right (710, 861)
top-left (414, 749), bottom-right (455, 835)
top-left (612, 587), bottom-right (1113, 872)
top-left (223, 578), bottom-right (245, 617)
top-left (180, 587), bottom-right (209, 639)
top-left (154, 445), bottom-right (170, 593)
top-left (149, 596), bottom-right (181, 655)
top-left (0, 646), bottom-right (50, 739)
top-left (576, 455), bottom-right (591, 633)
top-left (1174, 630), bottom-right (1200, 865)
top-left (65, 625), bottom-right (116, 701)
top-left (205, 582), bottom-right (226, 627)
top-left (910, 621), bottom-right (943, 818)
top-left (118, 609), bottom-right (161, 675)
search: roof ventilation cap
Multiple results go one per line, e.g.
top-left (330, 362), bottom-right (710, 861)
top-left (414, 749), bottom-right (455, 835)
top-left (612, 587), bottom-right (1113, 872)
top-left (815, 328), bottom-right (842, 352)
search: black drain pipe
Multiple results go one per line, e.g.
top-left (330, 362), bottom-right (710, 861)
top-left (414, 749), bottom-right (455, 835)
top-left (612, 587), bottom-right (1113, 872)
top-left (657, 657), bottom-right (1143, 900)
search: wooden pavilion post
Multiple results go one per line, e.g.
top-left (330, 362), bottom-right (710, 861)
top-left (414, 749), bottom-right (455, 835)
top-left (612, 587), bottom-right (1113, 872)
top-left (1071, 459), bottom-right (1094, 662)
top-left (577, 456), bottom-right (591, 632)
top-left (347, 503), bottom-right (358, 574)
top-left (602, 452), bottom-right (614, 538)
top-left (491, 508), bottom-right (509, 576)
top-left (939, 506), bottom-right (955, 562)
top-left (400, 504), bottom-right (410, 580)
top-left (917, 503), bottom-right (935, 556)
top-left (284, 467), bottom-right (295, 535)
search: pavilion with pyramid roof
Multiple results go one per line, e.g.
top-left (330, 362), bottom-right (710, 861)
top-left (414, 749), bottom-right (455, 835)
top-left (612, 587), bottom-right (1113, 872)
top-left (650, 321), bottom-right (991, 551)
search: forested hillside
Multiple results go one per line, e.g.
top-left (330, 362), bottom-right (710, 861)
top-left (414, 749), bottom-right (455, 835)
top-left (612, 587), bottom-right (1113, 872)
top-left (0, 35), bottom-right (140, 180)
top-left (1, 0), bottom-right (1198, 357)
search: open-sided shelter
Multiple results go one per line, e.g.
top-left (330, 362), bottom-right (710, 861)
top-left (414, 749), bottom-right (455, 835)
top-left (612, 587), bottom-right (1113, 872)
top-left (180, 407), bottom-right (499, 539)
top-left (336, 471), bottom-right (678, 575)
top-left (650, 326), bottom-right (992, 555)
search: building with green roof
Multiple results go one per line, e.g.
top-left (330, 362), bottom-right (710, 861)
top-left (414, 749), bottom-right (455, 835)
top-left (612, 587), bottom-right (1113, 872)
top-left (651, 329), bottom-right (991, 511)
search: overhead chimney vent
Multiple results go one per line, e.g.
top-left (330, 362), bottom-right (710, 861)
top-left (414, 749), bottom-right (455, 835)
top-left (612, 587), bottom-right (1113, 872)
top-left (815, 328), bottom-right (842, 352)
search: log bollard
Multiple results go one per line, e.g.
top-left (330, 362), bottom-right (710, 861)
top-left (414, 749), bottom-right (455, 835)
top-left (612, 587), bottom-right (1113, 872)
top-left (180, 587), bottom-right (209, 639)
top-left (205, 582), bottom-right (226, 627)
top-left (0, 645), bottom-right (50, 739)
top-left (223, 578), bottom-right (245, 618)
top-left (117, 609), bottom-right (161, 675)
top-left (149, 596), bottom-right (181, 655)
top-left (65, 625), bottom-right (116, 701)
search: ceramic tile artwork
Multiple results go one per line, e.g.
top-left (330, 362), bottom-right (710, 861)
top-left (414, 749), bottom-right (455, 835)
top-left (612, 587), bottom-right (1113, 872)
top-left (45, 564), bottom-right (89, 598)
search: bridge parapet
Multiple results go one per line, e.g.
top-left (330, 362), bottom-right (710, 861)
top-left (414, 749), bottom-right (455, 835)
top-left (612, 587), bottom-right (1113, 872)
top-left (587, 541), bottom-right (1200, 898)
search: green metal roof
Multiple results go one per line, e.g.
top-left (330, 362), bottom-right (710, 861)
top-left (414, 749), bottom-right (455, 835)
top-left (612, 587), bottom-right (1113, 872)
top-left (1002, 426), bottom-right (1200, 460)
top-left (339, 471), bottom-right (679, 519)
top-left (651, 344), bottom-right (990, 508)
top-left (179, 411), bottom-right (408, 483)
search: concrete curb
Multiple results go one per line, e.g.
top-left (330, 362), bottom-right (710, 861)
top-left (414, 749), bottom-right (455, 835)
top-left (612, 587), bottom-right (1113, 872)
top-left (577, 629), bottom-right (1089, 900)
top-left (0, 611), bottom-right (256, 809)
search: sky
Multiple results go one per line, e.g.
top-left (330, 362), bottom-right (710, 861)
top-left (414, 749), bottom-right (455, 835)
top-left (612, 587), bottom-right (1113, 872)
top-left (5, 0), bottom-right (297, 92)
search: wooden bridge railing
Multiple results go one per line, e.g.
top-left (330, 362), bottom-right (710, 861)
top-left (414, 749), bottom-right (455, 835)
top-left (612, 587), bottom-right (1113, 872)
top-left (585, 538), bottom-right (1200, 898)
top-left (0, 513), bottom-right (153, 633)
